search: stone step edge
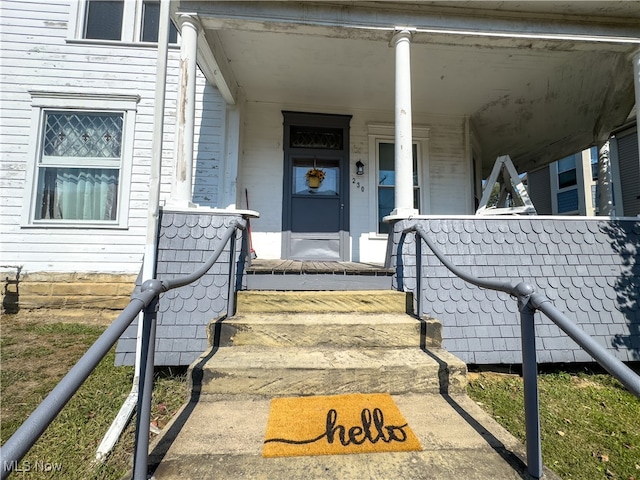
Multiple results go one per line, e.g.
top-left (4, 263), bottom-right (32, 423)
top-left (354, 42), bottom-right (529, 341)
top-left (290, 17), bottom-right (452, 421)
top-left (194, 347), bottom-right (468, 396)
top-left (208, 316), bottom-right (443, 348)
top-left (216, 312), bottom-right (436, 324)
top-left (235, 291), bottom-right (413, 314)
top-left (193, 346), bottom-right (467, 376)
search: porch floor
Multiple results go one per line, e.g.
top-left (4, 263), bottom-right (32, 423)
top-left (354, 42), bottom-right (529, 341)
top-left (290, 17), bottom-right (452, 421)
top-left (246, 259), bottom-right (394, 275)
top-left (244, 260), bottom-right (395, 291)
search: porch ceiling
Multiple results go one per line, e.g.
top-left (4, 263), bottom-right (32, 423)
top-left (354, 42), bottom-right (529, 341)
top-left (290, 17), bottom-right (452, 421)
top-left (177, 1), bottom-right (640, 176)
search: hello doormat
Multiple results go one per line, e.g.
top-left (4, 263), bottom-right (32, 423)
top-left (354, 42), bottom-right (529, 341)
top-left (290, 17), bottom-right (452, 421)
top-left (262, 393), bottom-right (422, 458)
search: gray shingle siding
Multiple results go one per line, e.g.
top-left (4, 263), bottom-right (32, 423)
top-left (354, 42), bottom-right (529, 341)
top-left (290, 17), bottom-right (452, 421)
top-left (390, 217), bottom-right (640, 364)
top-left (114, 210), bottom-right (247, 366)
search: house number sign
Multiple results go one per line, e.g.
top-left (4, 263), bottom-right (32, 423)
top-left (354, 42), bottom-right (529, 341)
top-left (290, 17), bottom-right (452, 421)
top-left (352, 178), bottom-right (365, 192)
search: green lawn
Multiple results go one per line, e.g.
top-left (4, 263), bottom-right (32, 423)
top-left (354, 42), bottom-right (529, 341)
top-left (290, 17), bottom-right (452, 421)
top-left (1, 316), bottom-right (187, 479)
top-left (467, 370), bottom-right (640, 479)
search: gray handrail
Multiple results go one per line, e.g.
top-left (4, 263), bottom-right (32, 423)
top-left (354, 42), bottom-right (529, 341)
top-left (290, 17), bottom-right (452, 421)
top-left (404, 222), bottom-right (640, 479)
top-left (1, 219), bottom-right (246, 480)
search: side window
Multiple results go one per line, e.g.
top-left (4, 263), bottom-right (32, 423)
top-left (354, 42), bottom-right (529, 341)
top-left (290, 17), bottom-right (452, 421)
top-left (84, 0), bottom-right (124, 40)
top-left (557, 155), bottom-right (577, 189)
top-left (36, 112), bottom-right (123, 222)
top-left (80, 0), bottom-right (177, 43)
top-left (141, 1), bottom-right (178, 43)
top-left (590, 146), bottom-right (598, 181)
top-left (24, 92), bottom-right (139, 228)
top-left (556, 155), bottom-right (578, 214)
top-left (377, 141), bottom-right (419, 234)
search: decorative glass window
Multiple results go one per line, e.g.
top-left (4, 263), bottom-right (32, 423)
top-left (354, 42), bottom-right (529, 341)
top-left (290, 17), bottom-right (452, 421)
top-left (25, 91), bottom-right (138, 228)
top-left (377, 142), bottom-right (419, 234)
top-left (290, 126), bottom-right (343, 150)
top-left (35, 112), bottom-right (123, 222)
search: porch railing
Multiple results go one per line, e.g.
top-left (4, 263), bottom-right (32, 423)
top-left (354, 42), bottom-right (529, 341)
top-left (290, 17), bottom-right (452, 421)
top-left (404, 222), bottom-right (640, 479)
top-left (0, 219), bottom-right (246, 480)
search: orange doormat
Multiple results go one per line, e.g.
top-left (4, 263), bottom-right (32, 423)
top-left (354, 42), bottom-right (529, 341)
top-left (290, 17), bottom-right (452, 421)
top-left (262, 393), bottom-right (422, 458)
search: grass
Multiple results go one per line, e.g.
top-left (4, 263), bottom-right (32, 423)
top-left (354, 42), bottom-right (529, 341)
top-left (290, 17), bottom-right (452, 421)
top-left (467, 368), bottom-right (640, 480)
top-left (1, 313), bottom-right (188, 479)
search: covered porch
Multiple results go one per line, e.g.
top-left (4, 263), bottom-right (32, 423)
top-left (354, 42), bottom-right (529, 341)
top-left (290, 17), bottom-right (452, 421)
top-left (165, 1), bottom-right (640, 263)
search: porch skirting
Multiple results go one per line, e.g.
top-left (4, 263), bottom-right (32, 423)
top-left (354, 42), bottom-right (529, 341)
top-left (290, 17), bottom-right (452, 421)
top-left (387, 216), bottom-right (640, 365)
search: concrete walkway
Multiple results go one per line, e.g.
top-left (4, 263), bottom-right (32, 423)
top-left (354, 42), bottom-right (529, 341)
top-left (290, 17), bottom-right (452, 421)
top-left (148, 392), bottom-right (559, 479)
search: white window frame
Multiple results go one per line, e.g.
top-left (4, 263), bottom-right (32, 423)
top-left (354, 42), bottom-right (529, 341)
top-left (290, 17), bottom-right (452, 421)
top-left (22, 91), bottom-right (140, 229)
top-left (367, 124), bottom-right (430, 237)
top-left (67, 0), bottom-right (178, 45)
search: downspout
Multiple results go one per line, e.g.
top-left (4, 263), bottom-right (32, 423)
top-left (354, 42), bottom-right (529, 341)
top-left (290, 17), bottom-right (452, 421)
top-left (96, 0), bottom-right (171, 461)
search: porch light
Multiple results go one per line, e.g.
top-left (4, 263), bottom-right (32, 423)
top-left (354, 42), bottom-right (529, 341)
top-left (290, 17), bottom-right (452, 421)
top-left (356, 160), bottom-right (365, 175)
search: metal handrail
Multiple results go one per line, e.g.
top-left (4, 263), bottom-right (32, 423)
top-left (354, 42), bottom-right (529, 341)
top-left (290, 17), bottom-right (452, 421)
top-left (404, 222), bottom-right (640, 480)
top-left (0, 219), bottom-right (246, 480)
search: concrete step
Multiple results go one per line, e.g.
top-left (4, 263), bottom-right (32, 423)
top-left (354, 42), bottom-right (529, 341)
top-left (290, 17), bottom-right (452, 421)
top-left (235, 290), bottom-right (411, 314)
top-left (148, 393), bottom-right (561, 480)
top-left (210, 313), bottom-right (442, 349)
top-left (194, 346), bottom-right (467, 397)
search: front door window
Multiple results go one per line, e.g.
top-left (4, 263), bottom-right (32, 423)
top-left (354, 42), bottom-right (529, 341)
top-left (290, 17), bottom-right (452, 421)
top-left (293, 159), bottom-right (340, 196)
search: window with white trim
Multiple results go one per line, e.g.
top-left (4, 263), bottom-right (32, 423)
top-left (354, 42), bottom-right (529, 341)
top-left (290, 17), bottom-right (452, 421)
top-left (24, 92), bottom-right (139, 228)
top-left (77, 0), bottom-right (177, 43)
top-left (377, 141), bottom-right (420, 234)
top-left (368, 124), bottom-right (429, 235)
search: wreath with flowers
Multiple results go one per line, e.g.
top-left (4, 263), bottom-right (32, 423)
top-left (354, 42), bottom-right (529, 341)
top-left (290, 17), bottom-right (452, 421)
top-left (305, 168), bottom-right (326, 181)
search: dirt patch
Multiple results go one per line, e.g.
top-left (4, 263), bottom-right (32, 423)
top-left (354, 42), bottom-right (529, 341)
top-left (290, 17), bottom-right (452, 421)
top-left (2, 308), bottom-right (119, 326)
top-left (468, 371), bottom-right (520, 382)
top-left (570, 375), bottom-right (605, 389)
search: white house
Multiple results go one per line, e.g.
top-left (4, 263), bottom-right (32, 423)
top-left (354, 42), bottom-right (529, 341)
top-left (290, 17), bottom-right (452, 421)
top-left (1, 1), bottom-right (640, 365)
top-left (2, 1), bottom-right (639, 270)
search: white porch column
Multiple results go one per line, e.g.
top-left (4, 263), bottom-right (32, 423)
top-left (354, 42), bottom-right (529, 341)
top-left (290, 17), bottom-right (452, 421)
top-left (597, 140), bottom-right (614, 216)
top-left (391, 29), bottom-right (418, 216)
top-left (168, 14), bottom-right (201, 208)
